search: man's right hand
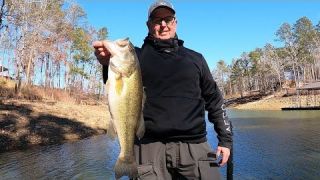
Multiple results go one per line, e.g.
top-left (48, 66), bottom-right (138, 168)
top-left (93, 40), bottom-right (111, 65)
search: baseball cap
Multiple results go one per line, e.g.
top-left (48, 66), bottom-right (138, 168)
top-left (148, 0), bottom-right (175, 18)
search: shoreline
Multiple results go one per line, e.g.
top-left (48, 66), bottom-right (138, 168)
top-left (1, 94), bottom-right (319, 153)
top-left (228, 94), bottom-right (320, 110)
top-left (0, 99), bottom-right (109, 153)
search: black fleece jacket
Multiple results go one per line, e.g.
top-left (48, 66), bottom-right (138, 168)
top-left (103, 36), bottom-right (232, 148)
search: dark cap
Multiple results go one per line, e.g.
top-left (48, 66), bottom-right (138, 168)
top-left (148, 0), bottom-right (175, 18)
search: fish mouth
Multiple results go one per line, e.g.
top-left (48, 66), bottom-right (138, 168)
top-left (104, 41), bottom-right (118, 57)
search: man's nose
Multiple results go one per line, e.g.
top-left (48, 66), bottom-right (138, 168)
top-left (160, 20), bottom-right (167, 26)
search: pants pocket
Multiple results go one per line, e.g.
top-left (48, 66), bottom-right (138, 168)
top-left (137, 164), bottom-right (157, 180)
top-left (198, 159), bottom-right (220, 180)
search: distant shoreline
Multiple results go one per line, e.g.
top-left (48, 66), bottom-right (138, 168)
top-left (227, 94), bottom-right (320, 110)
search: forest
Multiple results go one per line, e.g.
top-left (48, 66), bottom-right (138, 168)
top-left (0, 0), bottom-right (107, 99)
top-left (212, 17), bottom-right (320, 98)
top-left (1, 0), bottom-right (320, 99)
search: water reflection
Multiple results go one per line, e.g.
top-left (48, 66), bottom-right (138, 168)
top-left (226, 110), bottom-right (320, 179)
top-left (0, 135), bottom-right (120, 179)
top-left (0, 110), bottom-right (319, 179)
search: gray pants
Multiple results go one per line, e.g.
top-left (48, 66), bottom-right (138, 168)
top-left (134, 141), bottom-right (221, 180)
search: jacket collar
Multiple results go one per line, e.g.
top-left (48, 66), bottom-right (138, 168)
top-left (143, 34), bottom-right (184, 53)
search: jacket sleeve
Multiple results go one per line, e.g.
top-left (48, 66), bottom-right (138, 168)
top-left (102, 65), bottom-right (108, 84)
top-left (200, 56), bottom-right (233, 149)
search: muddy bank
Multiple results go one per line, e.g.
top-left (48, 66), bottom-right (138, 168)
top-left (0, 99), bottom-right (109, 152)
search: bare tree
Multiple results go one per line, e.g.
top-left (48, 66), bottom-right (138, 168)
top-left (263, 43), bottom-right (285, 91)
top-left (215, 59), bottom-right (229, 96)
top-left (276, 23), bottom-right (301, 87)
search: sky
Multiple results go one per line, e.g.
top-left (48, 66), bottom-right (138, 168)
top-left (76, 0), bottom-right (320, 70)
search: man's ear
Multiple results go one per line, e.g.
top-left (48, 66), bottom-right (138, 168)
top-left (146, 21), bottom-right (152, 32)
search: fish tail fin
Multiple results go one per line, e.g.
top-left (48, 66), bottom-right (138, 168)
top-left (115, 157), bottom-right (138, 179)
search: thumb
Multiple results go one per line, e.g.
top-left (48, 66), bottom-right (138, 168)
top-left (92, 40), bottom-right (103, 48)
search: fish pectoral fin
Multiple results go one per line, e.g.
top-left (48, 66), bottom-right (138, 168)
top-left (115, 72), bottom-right (121, 80)
top-left (115, 77), bottom-right (123, 95)
top-left (136, 112), bottom-right (145, 139)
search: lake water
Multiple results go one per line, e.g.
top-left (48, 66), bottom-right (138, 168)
top-left (0, 110), bottom-right (319, 180)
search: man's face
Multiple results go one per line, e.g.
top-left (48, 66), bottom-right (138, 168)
top-left (147, 7), bottom-right (177, 40)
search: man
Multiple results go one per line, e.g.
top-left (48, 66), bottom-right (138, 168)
top-left (93, 1), bottom-right (232, 179)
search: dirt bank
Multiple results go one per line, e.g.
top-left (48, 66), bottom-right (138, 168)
top-left (0, 99), bottom-right (109, 152)
top-left (231, 94), bottom-right (320, 110)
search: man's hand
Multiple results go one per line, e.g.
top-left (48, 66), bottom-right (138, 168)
top-left (93, 40), bottom-right (111, 65)
top-left (216, 146), bottom-right (230, 167)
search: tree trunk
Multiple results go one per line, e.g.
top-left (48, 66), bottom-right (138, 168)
top-left (239, 76), bottom-right (244, 98)
top-left (40, 56), bottom-right (44, 86)
top-left (58, 62), bottom-right (61, 88)
top-left (229, 81), bottom-right (232, 96)
top-left (278, 72), bottom-right (282, 92)
top-left (64, 62), bottom-right (68, 91)
top-left (45, 53), bottom-right (50, 88)
top-left (26, 51), bottom-right (34, 85)
top-left (311, 65), bottom-right (315, 81)
top-left (292, 63), bottom-right (298, 87)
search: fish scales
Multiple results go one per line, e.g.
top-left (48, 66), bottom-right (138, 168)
top-left (104, 38), bottom-right (144, 179)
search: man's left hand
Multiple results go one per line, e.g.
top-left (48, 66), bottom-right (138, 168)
top-left (216, 146), bottom-right (230, 167)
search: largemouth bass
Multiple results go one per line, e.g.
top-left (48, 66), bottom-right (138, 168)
top-left (104, 38), bottom-right (144, 179)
